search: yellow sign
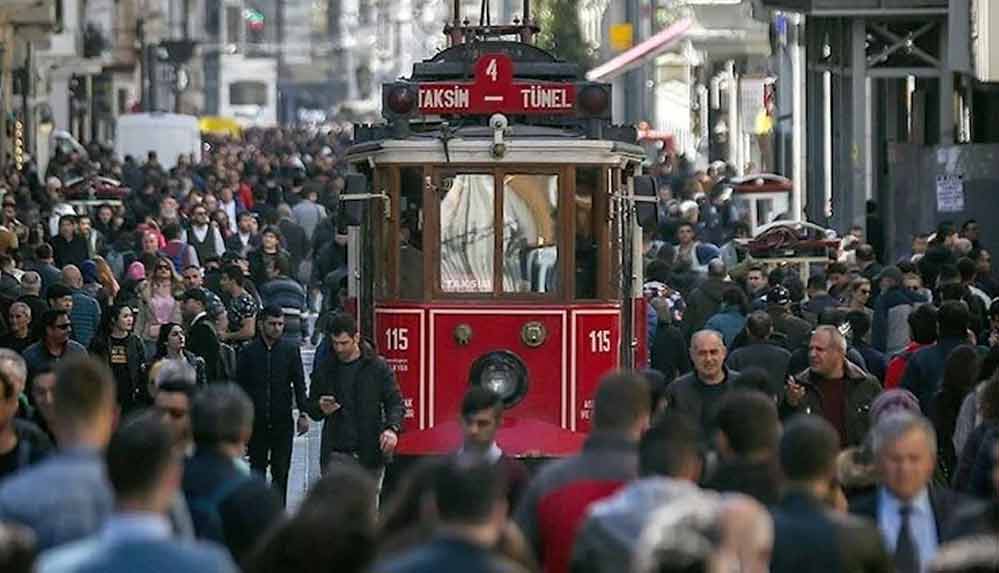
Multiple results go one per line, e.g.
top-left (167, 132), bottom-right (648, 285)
top-left (610, 23), bottom-right (634, 52)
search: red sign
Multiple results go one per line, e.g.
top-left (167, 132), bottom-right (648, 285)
top-left (572, 310), bottom-right (621, 433)
top-left (375, 309), bottom-right (425, 430)
top-left (418, 53), bottom-right (577, 115)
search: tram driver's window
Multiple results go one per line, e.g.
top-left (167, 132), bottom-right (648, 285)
top-left (399, 167), bottom-right (424, 299)
top-left (439, 174), bottom-right (495, 293)
top-left (575, 168), bottom-right (600, 299)
top-left (502, 174), bottom-right (558, 293)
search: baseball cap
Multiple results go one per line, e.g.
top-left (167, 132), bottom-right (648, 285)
top-left (764, 285), bottom-right (791, 306)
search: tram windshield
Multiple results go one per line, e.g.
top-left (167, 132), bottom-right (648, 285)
top-left (438, 172), bottom-right (560, 295)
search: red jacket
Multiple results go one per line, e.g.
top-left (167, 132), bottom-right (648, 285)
top-left (884, 342), bottom-right (930, 389)
top-left (513, 432), bottom-right (638, 573)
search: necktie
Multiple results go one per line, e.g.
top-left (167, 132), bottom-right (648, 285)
top-left (895, 505), bottom-right (920, 573)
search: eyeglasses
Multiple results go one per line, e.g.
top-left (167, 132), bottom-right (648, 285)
top-left (156, 265), bottom-right (171, 271)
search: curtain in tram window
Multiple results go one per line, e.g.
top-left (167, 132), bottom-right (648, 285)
top-left (439, 175), bottom-right (495, 293)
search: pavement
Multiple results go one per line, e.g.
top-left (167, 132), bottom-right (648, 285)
top-left (286, 343), bottom-right (324, 512)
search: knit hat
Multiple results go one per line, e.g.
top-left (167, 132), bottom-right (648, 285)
top-left (870, 389), bottom-right (921, 424)
top-left (126, 261), bottom-right (146, 281)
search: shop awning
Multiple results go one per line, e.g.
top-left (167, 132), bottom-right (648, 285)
top-left (587, 17), bottom-right (694, 82)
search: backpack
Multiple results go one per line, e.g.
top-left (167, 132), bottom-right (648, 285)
top-left (187, 473), bottom-right (251, 545)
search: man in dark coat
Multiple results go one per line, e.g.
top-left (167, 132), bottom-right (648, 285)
top-left (665, 330), bottom-right (739, 436)
top-left (771, 416), bottom-right (892, 573)
top-left (305, 312), bottom-right (403, 479)
top-left (850, 413), bottom-right (981, 572)
top-left (181, 289), bottom-right (224, 384)
top-left (902, 300), bottom-right (974, 414)
top-left (235, 306), bottom-right (308, 505)
top-left (457, 387), bottom-right (529, 512)
top-left (704, 391), bottom-right (783, 505)
top-left (781, 326), bottom-right (881, 447)
top-left (725, 311), bottom-right (791, 398)
top-left (682, 259), bottom-right (729, 338)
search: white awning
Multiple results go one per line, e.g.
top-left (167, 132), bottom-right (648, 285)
top-left (586, 18), bottom-right (694, 82)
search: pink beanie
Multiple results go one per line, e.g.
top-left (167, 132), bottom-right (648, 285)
top-left (126, 261), bottom-right (146, 281)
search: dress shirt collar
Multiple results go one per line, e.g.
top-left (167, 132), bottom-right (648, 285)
top-left (457, 442), bottom-right (503, 464)
top-left (103, 512), bottom-right (171, 544)
top-left (879, 486), bottom-right (932, 518)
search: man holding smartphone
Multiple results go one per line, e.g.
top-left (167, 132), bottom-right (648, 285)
top-left (306, 312), bottom-right (404, 489)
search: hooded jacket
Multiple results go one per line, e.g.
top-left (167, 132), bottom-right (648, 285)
top-left (570, 478), bottom-right (704, 573)
top-left (872, 286), bottom-right (927, 354)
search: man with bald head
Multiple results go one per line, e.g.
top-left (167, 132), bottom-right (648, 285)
top-left (665, 329), bottom-right (740, 434)
top-left (17, 271), bottom-right (46, 336)
top-left (782, 325), bottom-right (882, 446)
top-left (61, 265), bottom-right (101, 348)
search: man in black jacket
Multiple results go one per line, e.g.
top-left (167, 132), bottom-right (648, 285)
top-left (306, 312), bottom-right (403, 485)
top-left (235, 305), bottom-right (308, 505)
top-left (181, 289), bottom-right (224, 384)
top-left (771, 416), bottom-right (892, 573)
top-left (664, 330), bottom-right (739, 436)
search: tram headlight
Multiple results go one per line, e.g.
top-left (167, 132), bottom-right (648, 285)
top-left (578, 85), bottom-right (610, 117)
top-left (469, 351), bottom-right (528, 408)
top-left (386, 85), bottom-right (416, 116)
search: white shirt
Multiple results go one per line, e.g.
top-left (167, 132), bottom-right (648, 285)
top-left (221, 200), bottom-right (238, 234)
top-left (457, 442), bottom-right (503, 464)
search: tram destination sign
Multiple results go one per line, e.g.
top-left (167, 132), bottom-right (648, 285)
top-left (416, 53), bottom-right (577, 115)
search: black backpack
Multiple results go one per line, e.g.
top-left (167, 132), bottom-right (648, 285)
top-left (187, 473), bottom-right (251, 545)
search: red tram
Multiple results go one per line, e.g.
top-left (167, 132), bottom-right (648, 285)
top-left (340, 5), bottom-right (652, 459)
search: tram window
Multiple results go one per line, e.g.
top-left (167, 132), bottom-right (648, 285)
top-left (502, 174), bottom-right (558, 294)
top-left (439, 174), bottom-right (495, 293)
top-left (399, 167), bottom-right (424, 299)
top-left (575, 168), bottom-right (600, 299)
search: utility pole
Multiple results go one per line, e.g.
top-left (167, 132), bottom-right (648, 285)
top-left (0, 17), bottom-right (13, 171)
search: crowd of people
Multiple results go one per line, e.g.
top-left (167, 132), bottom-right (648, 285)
top-left (0, 131), bottom-right (994, 573)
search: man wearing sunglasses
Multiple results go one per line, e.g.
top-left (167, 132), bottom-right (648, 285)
top-left (22, 309), bottom-right (86, 384)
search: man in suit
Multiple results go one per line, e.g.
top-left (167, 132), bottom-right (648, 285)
top-left (771, 416), bottom-right (892, 573)
top-left (182, 289), bottom-right (223, 384)
top-left (850, 413), bottom-right (978, 573)
top-left (37, 412), bottom-right (236, 573)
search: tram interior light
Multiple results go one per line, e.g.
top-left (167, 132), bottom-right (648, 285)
top-left (386, 85), bottom-right (416, 115)
top-left (578, 85), bottom-right (610, 116)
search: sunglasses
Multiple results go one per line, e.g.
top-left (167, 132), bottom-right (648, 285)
top-left (156, 265), bottom-right (171, 271)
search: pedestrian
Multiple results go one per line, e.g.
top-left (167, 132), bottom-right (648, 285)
top-left (770, 416), bottom-right (892, 573)
top-left (49, 215), bottom-right (87, 269)
top-left (89, 303), bottom-right (147, 415)
top-left (183, 384), bottom-right (283, 564)
top-left (153, 322), bottom-right (207, 386)
top-left (374, 458), bottom-right (527, 573)
top-left (0, 353), bottom-right (52, 480)
top-left (571, 413), bottom-right (704, 573)
top-left (765, 285), bottom-right (813, 351)
top-left (846, 310), bottom-right (887, 382)
top-left (183, 204), bottom-right (227, 263)
top-left (782, 325), bottom-right (881, 447)
top-left (703, 286), bottom-right (749, 347)
top-left (850, 413), bottom-right (976, 572)
top-left (27, 366), bottom-right (56, 442)
top-left (457, 387), bottom-right (530, 510)
top-left (515, 371), bottom-right (649, 573)
top-left (218, 264), bottom-right (258, 348)
top-left (181, 289), bottom-right (225, 384)
top-left (725, 311), bottom-right (791, 398)
top-left (305, 312), bottom-right (403, 482)
top-left (257, 255), bottom-right (307, 346)
top-left (22, 309), bottom-right (86, 382)
top-left (0, 302), bottom-right (35, 352)
top-left (237, 305), bottom-right (309, 505)
top-left (885, 304), bottom-right (938, 390)
top-left (135, 255), bottom-right (183, 359)
top-left (16, 271), bottom-right (47, 336)
top-left (245, 460), bottom-right (377, 573)
top-left (37, 412), bottom-right (237, 573)
top-left (902, 301), bottom-right (974, 413)
top-left (0, 356), bottom-right (116, 550)
top-left (664, 330), bottom-right (739, 435)
top-left (681, 259), bottom-right (728, 336)
top-left (704, 391), bottom-right (783, 505)
top-left (931, 345), bottom-right (981, 482)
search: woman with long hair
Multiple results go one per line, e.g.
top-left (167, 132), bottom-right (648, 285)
top-left (135, 255), bottom-right (183, 359)
top-left (846, 278), bottom-right (874, 318)
top-left (933, 345), bottom-right (982, 481)
top-left (90, 303), bottom-right (148, 414)
top-left (153, 322), bottom-right (207, 386)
